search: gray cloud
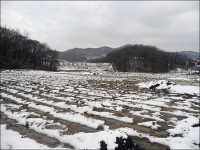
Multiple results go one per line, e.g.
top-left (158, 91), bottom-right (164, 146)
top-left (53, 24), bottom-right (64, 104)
top-left (1, 1), bottom-right (199, 52)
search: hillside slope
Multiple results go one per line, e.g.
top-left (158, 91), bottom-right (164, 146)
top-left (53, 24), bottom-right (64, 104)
top-left (93, 44), bottom-right (190, 73)
top-left (59, 46), bottom-right (114, 62)
top-left (178, 51), bottom-right (199, 60)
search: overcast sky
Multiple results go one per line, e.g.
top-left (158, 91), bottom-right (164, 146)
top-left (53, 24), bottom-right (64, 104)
top-left (1, 1), bottom-right (199, 52)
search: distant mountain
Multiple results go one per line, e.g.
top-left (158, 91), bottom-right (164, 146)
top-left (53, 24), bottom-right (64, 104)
top-left (59, 45), bottom-right (199, 63)
top-left (178, 51), bottom-right (199, 60)
top-left (59, 46), bottom-right (114, 62)
top-left (115, 44), bottom-right (133, 50)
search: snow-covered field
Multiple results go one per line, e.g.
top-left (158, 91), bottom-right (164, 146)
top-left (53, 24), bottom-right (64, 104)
top-left (0, 69), bottom-right (199, 149)
top-left (59, 61), bottom-right (114, 72)
top-left (1, 124), bottom-right (67, 149)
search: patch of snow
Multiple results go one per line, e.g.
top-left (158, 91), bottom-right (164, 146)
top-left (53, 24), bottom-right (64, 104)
top-left (137, 121), bottom-right (161, 130)
top-left (137, 80), bottom-right (199, 96)
top-left (0, 124), bottom-right (64, 149)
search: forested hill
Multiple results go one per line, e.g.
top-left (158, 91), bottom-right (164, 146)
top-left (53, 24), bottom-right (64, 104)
top-left (92, 44), bottom-right (190, 73)
top-left (0, 26), bottom-right (59, 71)
top-left (58, 46), bottom-right (114, 62)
